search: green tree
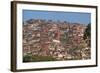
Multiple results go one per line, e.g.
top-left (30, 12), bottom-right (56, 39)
top-left (83, 23), bottom-right (91, 47)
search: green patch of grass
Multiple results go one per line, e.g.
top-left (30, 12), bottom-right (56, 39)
top-left (23, 54), bottom-right (57, 62)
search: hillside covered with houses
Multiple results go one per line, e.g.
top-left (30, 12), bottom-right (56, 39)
top-left (23, 19), bottom-right (91, 62)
